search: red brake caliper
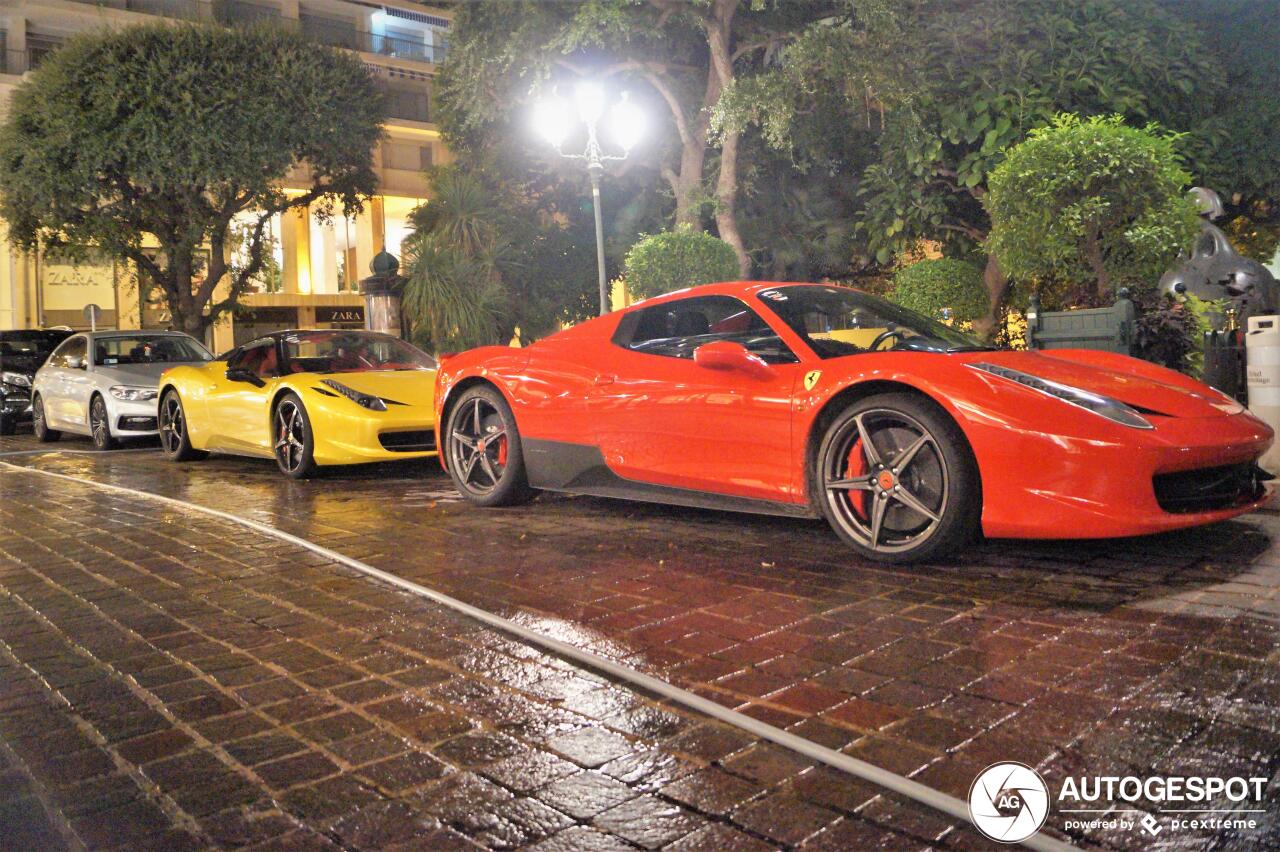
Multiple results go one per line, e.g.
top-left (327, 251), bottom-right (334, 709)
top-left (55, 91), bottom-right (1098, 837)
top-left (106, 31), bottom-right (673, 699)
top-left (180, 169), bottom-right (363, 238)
top-left (496, 434), bottom-right (508, 467)
top-left (845, 438), bottom-right (868, 520)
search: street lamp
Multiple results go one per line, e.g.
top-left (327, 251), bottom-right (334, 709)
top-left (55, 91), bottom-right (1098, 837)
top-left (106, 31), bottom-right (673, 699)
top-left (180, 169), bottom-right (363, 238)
top-left (533, 83), bottom-right (645, 315)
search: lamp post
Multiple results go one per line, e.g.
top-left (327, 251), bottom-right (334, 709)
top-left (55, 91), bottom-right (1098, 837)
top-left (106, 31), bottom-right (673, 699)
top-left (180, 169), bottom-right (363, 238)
top-left (533, 84), bottom-right (645, 316)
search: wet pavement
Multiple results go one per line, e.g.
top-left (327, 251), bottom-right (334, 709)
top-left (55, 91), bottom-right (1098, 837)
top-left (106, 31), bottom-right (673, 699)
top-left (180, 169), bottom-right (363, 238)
top-left (1, 430), bottom-right (1279, 850)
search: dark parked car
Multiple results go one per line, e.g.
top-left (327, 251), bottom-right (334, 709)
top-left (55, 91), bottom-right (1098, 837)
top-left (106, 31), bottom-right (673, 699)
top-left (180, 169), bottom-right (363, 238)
top-left (1, 329), bottom-right (74, 434)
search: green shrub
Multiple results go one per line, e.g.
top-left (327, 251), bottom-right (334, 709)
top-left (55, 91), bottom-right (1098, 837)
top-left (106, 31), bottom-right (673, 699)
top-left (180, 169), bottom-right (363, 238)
top-left (623, 229), bottom-right (740, 300)
top-left (985, 114), bottom-right (1200, 308)
top-left (888, 258), bottom-right (989, 323)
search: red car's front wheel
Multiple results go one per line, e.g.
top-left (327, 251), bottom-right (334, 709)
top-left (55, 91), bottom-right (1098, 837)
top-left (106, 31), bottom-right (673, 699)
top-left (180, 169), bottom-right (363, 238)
top-left (817, 393), bottom-right (980, 563)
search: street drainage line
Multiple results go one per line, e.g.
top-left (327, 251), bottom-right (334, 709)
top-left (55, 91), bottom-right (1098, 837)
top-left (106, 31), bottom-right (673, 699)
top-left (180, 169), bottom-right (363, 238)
top-left (1, 463), bottom-right (1075, 852)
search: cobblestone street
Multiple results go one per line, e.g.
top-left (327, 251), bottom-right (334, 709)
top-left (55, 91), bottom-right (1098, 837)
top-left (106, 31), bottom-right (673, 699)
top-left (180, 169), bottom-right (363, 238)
top-left (2, 432), bottom-right (1278, 849)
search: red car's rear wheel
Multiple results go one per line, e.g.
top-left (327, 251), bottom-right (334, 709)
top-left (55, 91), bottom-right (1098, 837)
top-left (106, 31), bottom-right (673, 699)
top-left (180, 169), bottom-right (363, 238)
top-left (817, 393), bottom-right (979, 563)
top-left (445, 385), bottom-right (533, 507)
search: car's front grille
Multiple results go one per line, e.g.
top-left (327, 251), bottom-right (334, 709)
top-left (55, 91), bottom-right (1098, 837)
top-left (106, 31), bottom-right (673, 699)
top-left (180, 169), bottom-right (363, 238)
top-left (1153, 462), bottom-right (1263, 513)
top-left (379, 429), bottom-right (436, 452)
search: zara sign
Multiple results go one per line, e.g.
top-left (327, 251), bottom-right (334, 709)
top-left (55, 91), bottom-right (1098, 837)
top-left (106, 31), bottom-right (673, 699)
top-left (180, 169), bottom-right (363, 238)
top-left (316, 306), bottom-right (365, 324)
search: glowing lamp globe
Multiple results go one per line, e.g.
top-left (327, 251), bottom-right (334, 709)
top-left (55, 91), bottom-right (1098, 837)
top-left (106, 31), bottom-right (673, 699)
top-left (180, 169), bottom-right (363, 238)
top-left (574, 82), bottom-right (606, 125)
top-left (532, 97), bottom-right (571, 148)
top-left (610, 93), bottom-right (645, 151)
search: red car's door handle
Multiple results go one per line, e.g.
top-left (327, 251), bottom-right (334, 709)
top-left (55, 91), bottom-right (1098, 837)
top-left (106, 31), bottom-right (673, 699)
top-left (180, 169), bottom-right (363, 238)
top-left (594, 374), bottom-right (616, 387)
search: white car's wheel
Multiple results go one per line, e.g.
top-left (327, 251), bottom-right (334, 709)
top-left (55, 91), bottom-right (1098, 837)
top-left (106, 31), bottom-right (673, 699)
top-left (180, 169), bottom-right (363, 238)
top-left (32, 394), bottom-right (60, 443)
top-left (89, 394), bottom-right (116, 451)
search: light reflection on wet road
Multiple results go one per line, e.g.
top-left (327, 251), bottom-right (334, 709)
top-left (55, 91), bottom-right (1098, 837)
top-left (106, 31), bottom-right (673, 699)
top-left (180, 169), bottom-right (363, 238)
top-left (3, 432), bottom-right (1279, 848)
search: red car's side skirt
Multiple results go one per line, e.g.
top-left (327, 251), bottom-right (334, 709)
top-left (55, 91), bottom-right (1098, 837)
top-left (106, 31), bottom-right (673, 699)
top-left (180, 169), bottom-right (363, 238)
top-left (522, 438), bottom-right (818, 520)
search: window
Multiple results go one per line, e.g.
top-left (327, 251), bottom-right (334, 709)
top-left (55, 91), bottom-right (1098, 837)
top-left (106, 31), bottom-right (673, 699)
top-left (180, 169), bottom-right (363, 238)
top-left (756, 285), bottom-right (986, 359)
top-left (612, 295), bottom-right (798, 364)
top-left (49, 336), bottom-right (86, 368)
top-left (227, 339), bottom-right (278, 378)
top-left (0, 332), bottom-right (68, 362)
top-left (92, 335), bottom-right (211, 366)
top-left (280, 331), bottom-right (436, 374)
top-left (381, 142), bottom-right (433, 171)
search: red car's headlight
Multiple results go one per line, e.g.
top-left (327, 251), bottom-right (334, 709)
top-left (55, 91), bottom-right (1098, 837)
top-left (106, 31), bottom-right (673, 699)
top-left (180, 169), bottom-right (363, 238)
top-left (968, 362), bottom-right (1154, 430)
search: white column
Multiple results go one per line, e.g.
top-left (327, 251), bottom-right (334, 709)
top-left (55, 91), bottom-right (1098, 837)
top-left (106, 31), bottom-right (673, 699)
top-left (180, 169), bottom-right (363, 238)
top-left (6, 17), bottom-right (27, 75)
top-left (310, 217), bottom-right (338, 294)
top-left (281, 205), bottom-right (311, 294)
top-left (354, 197), bottom-right (385, 278)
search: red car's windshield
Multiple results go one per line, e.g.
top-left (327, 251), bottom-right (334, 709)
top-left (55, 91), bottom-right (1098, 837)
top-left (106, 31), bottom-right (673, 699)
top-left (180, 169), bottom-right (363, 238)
top-left (757, 285), bottom-right (989, 359)
top-left (280, 331), bottom-right (437, 374)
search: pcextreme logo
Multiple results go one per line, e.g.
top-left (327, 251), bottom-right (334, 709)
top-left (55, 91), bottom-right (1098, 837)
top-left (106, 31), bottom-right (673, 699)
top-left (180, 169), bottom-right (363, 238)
top-left (968, 762), bottom-right (1050, 843)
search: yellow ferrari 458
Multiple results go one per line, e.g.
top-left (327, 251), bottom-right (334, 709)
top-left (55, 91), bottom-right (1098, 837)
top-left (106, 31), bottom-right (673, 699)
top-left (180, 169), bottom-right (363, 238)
top-left (157, 329), bottom-right (437, 478)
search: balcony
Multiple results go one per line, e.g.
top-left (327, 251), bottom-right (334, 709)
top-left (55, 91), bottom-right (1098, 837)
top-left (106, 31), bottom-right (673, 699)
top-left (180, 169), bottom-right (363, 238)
top-left (59, 0), bottom-right (448, 65)
top-left (65, 0), bottom-right (203, 19)
top-left (1, 40), bottom-right (65, 75)
top-left (300, 16), bottom-right (447, 65)
top-left (379, 85), bottom-right (430, 123)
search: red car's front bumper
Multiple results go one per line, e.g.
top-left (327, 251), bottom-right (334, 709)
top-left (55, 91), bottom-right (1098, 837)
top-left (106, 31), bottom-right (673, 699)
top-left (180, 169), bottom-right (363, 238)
top-left (975, 411), bottom-right (1272, 540)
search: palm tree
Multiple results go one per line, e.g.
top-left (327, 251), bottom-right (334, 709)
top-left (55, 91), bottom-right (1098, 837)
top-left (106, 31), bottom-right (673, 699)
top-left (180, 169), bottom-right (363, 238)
top-left (402, 167), bottom-right (509, 350)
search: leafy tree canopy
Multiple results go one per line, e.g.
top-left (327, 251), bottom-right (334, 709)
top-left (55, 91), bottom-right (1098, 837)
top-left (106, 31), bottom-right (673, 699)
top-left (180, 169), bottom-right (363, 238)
top-left (434, 0), bottom-right (856, 277)
top-left (0, 23), bottom-right (385, 337)
top-left (985, 115), bottom-right (1201, 306)
top-left (623, 228), bottom-right (740, 300)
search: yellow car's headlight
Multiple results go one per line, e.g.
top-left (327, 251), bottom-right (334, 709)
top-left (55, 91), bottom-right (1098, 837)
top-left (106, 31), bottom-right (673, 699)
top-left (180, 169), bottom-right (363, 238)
top-left (321, 379), bottom-right (387, 411)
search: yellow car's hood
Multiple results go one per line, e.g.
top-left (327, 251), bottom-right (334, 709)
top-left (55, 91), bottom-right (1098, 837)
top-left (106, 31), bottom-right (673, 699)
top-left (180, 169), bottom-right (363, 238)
top-left (303, 370), bottom-right (437, 407)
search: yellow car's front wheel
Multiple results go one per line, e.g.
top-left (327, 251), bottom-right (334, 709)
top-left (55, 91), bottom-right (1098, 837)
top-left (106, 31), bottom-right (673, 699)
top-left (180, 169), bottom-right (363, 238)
top-left (159, 390), bottom-right (207, 462)
top-left (274, 393), bottom-right (318, 479)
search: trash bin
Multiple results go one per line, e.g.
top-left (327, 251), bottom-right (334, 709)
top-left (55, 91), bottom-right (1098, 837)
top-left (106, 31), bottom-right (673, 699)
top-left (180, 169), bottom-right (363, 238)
top-left (1246, 315), bottom-right (1280, 474)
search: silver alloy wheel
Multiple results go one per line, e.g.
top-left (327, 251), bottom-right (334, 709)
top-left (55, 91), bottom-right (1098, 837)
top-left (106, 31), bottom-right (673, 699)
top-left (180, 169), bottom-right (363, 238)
top-left (90, 396), bottom-right (110, 447)
top-left (274, 400), bottom-right (307, 474)
top-left (159, 394), bottom-right (183, 455)
top-left (33, 396), bottom-right (45, 432)
top-left (822, 408), bottom-right (949, 554)
top-left (448, 396), bottom-right (508, 496)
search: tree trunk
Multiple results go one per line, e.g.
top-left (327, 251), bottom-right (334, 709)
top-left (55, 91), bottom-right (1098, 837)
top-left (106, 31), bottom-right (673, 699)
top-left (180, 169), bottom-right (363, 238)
top-left (672, 142), bottom-right (706, 230)
top-left (649, 62), bottom-right (718, 230)
top-left (974, 252), bottom-right (1008, 341)
top-left (714, 129), bottom-right (750, 276)
top-left (1084, 229), bottom-right (1109, 302)
top-left (163, 244), bottom-right (209, 340)
top-left (704, 0), bottom-right (748, 275)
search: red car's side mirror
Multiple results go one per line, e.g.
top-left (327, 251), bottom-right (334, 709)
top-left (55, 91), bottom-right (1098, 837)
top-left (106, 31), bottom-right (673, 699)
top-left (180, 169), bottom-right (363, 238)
top-left (693, 340), bottom-right (772, 378)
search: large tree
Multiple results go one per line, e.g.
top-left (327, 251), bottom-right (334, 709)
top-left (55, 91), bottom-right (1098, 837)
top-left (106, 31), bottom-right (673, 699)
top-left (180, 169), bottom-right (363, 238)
top-left (0, 24), bottom-right (385, 338)
top-left (435, 0), bottom-right (847, 276)
top-left (726, 0), bottom-right (1222, 318)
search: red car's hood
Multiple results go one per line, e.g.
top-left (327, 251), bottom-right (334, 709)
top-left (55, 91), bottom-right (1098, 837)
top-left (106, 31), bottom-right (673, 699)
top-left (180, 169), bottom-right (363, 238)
top-left (961, 350), bottom-right (1238, 419)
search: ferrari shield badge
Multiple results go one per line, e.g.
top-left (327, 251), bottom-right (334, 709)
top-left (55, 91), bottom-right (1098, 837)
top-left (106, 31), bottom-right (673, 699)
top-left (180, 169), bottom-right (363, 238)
top-left (803, 370), bottom-right (822, 391)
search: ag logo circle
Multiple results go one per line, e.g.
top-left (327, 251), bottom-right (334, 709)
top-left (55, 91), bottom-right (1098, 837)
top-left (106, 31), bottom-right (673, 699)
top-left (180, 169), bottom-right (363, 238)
top-left (968, 762), bottom-right (1050, 843)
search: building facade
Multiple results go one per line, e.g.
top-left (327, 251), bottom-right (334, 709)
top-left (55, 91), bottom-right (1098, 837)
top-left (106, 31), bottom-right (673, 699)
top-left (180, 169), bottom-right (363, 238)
top-left (0, 0), bottom-right (450, 352)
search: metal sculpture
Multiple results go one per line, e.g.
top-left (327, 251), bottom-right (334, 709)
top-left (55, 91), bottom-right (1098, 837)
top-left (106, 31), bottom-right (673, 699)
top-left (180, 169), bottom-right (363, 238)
top-left (1159, 187), bottom-right (1277, 319)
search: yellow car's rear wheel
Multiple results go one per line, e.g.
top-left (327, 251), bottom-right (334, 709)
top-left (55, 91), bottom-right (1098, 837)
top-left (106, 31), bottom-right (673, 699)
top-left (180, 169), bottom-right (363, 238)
top-left (274, 393), bottom-right (317, 479)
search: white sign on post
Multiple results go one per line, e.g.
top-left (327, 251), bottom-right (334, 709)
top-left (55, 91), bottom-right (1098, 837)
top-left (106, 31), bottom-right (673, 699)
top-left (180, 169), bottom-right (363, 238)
top-left (83, 303), bottom-right (102, 332)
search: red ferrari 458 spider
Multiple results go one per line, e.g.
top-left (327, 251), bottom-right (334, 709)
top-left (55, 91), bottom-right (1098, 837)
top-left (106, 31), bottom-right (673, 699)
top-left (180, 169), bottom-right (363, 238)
top-left (435, 282), bottom-right (1271, 562)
